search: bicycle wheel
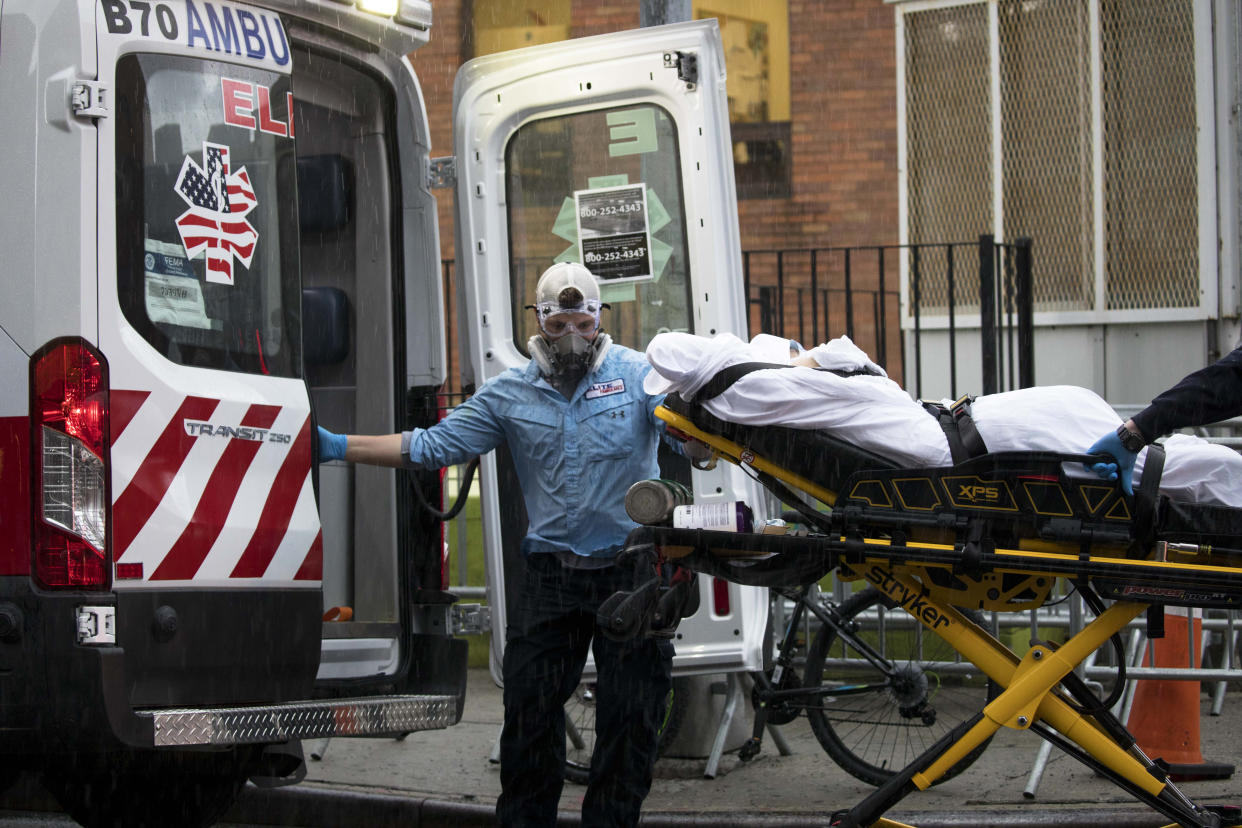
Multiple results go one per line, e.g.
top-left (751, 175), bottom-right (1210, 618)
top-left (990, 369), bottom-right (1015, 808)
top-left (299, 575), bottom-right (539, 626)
top-left (803, 586), bottom-right (997, 786)
top-left (563, 678), bottom-right (686, 785)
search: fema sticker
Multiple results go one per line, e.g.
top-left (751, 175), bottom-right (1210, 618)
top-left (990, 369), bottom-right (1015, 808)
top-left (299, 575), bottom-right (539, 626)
top-left (100, 1), bottom-right (291, 71)
top-left (144, 246), bottom-right (194, 279)
top-left (173, 141), bottom-right (257, 285)
top-left (144, 239), bottom-right (212, 329)
top-left (585, 379), bottom-right (625, 399)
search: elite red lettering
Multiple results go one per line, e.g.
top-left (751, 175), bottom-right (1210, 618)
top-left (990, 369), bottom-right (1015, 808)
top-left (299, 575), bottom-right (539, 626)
top-left (220, 78), bottom-right (294, 138)
top-left (256, 85), bottom-right (287, 137)
top-left (221, 78), bottom-right (256, 130)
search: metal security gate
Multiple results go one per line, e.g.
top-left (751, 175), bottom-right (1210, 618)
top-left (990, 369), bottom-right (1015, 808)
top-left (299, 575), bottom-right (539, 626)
top-left (742, 235), bottom-right (1035, 398)
top-left (896, 0), bottom-right (1214, 323)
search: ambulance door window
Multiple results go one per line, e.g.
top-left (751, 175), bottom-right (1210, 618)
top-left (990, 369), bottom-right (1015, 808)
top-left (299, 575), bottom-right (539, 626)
top-left (505, 104), bottom-right (693, 352)
top-left (114, 54), bottom-right (302, 377)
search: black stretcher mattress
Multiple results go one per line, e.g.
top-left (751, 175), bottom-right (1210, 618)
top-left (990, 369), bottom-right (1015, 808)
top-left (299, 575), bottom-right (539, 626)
top-left (661, 393), bottom-right (1242, 552)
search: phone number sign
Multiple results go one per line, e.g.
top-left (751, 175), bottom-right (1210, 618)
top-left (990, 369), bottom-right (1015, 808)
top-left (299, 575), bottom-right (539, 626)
top-left (574, 184), bottom-right (653, 284)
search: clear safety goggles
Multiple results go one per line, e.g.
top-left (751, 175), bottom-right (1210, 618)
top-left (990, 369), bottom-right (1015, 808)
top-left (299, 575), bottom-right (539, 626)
top-left (532, 302), bottom-right (603, 339)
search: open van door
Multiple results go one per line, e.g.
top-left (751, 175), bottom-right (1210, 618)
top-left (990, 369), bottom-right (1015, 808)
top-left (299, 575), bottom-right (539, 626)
top-left (287, 23), bottom-right (463, 704)
top-left (451, 19), bottom-right (768, 682)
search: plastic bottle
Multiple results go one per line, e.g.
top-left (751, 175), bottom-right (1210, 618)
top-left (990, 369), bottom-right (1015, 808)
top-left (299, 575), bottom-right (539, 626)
top-left (671, 501), bottom-right (754, 533)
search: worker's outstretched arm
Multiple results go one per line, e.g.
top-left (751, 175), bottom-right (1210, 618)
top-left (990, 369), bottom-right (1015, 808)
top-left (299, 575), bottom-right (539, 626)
top-left (317, 427), bottom-right (406, 468)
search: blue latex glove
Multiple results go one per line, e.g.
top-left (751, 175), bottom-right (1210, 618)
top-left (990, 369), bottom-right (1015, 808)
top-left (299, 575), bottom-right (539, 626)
top-left (1084, 429), bottom-right (1137, 496)
top-left (317, 426), bottom-right (348, 462)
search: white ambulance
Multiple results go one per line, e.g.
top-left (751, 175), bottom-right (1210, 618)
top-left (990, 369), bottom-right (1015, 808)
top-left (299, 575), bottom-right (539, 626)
top-left (0, 1), bottom-right (767, 824)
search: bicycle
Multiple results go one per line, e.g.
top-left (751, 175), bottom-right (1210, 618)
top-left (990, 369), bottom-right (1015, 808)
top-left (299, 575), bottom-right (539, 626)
top-left (564, 678), bottom-right (687, 784)
top-left (742, 583), bottom-right (998, 786)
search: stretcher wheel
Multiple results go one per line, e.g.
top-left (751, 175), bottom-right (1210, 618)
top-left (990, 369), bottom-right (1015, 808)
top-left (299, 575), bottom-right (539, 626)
top-left (802, 587), bottom-right (998, 786)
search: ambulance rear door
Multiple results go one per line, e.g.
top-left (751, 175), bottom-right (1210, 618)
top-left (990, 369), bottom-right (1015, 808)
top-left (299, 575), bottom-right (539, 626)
top-left (93, 0), bottom-right (460, 714)
top-left (451, 19), bottom-right (768, 682)
top-left (93, 1), bottom-right (330, 711)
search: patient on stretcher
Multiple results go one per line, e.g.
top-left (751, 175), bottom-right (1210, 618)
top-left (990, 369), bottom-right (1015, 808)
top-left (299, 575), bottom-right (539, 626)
top-left (644, 332), bottom-right (1242, 508)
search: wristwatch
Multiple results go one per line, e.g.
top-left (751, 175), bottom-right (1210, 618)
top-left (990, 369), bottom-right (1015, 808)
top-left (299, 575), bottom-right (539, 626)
top-left (1115, 423), bottom-right (1146, 453)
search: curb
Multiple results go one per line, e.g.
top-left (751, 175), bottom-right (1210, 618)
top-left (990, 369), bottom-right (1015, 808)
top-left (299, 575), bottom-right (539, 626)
top-left (229, 784), bottom-right (1172, 828)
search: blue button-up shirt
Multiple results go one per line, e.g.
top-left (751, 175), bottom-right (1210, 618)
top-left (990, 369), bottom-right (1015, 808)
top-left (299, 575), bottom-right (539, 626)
top-left (406, 344), bottom-right (669, 561)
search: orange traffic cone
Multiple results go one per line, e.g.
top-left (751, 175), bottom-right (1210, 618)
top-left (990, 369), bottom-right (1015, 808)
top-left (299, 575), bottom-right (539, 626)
top-left (1127, 606), bottom-right (1233, 781)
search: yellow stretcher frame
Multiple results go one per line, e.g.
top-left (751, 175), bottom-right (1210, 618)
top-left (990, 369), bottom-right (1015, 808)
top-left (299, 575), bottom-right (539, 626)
top-left (653, 405), bottom-right (1242, 828)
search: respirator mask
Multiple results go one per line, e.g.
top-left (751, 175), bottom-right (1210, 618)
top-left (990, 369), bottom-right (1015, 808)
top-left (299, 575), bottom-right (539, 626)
top-left (526, 263), bottom-right (612, 381)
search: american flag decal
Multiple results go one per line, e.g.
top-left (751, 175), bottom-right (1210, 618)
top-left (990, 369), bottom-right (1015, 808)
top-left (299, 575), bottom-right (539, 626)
top-left (173, 141), bottom-right (258, 285)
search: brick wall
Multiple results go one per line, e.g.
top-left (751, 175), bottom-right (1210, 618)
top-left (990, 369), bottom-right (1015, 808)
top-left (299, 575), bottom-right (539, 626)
top-left (749, 0), bottom-right (897, 250)
top-left (573, 4), bottom-right (638, 37)
top-left (742, 0), bottom-right (900, 375)
top-left (406, 1), bottom-right (903, 381)
top-left (410, 1), bottom-right (897, 257)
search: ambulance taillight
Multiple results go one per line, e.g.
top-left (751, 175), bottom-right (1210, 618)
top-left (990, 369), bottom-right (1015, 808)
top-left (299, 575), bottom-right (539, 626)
top-left (31, 340), bottom-right (110, 589)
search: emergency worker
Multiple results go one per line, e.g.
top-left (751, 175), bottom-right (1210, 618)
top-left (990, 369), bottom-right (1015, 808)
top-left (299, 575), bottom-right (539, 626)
top-left (1086, 345), bottom-right (1242, 494)
top-left (317, 262), bottom-right (682, 828)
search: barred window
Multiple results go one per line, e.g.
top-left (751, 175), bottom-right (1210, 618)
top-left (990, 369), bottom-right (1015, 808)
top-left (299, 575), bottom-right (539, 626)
top-left (904, 3), bottom-right (992, 313)
top-left (1100, 0), bottom-right (1199, 310)
top-left (898, 0), bottom-right (1206, 317)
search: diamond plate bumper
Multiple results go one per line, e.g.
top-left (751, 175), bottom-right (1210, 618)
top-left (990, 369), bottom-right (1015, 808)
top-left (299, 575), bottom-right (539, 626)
top-left (141, 694), bottom-right (457, 747)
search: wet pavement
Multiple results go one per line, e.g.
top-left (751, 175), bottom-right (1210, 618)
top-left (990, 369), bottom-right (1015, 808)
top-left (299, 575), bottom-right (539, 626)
top-left (252, 667), bottom-right (1242, 826)
top-left (3, 666), bottom-right (1240, 826)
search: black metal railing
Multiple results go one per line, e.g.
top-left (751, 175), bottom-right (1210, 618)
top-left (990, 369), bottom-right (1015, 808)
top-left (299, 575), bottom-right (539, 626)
top-left (439, 234), bottom-right (1034, 400)
top-left (976, 234), bottom-right (1034, 395)
top-left (744, 235), bottom-right (1033, 399)
top-left (742, 245), bottom-right (899, 371)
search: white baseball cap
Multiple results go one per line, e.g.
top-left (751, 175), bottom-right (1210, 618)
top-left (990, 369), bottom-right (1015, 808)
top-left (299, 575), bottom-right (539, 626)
top-left (530, 263), bottom-right (609, 337)
top-left (532, 263), bottom-right (604, 315)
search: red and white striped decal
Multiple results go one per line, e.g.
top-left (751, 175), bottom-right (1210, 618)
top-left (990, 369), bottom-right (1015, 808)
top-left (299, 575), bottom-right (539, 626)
top-left (110, 388), bottom-right (321, 584)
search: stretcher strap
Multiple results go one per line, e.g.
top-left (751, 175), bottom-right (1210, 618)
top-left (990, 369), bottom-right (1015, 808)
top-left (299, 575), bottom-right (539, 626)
top-left (1128, 442), bottom-right (1165, 559)
top-left (690, 361), bottom-right (881, 403)
top-left (921, 396), bottom-right (988, 463)
top-left (691, 361), bottom-right (790, 402)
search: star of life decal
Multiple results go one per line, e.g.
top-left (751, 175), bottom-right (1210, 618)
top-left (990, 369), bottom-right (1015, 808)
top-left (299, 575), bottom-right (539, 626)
top-left (173, 141), bottom-right (258, 285)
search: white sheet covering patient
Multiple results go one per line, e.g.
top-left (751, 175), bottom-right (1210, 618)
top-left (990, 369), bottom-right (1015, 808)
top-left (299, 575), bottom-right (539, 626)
top-left (645, 332), bottom-right (1242, 508)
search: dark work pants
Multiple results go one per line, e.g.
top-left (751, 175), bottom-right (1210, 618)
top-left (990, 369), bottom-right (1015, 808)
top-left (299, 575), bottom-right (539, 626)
top-left (496, 553), bottom-right (675, 828)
